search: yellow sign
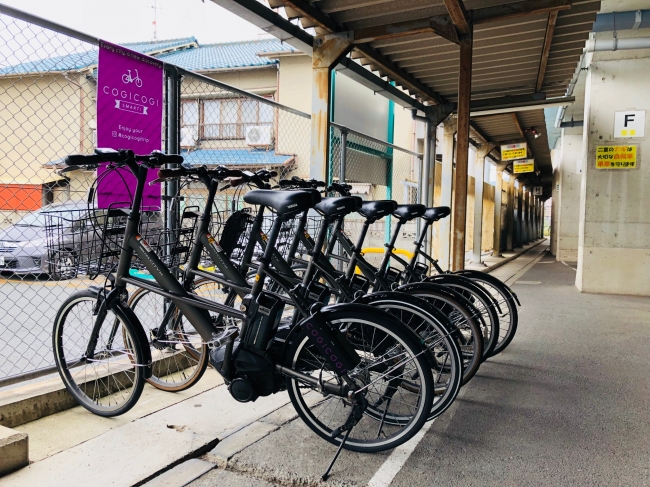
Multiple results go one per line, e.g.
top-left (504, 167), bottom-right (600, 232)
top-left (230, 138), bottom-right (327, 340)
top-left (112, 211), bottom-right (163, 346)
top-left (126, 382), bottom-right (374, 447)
top-left (513, 159), bottom-right (535, 174)
top-left (501, 143), bottom-right (527, 161)
top-left (595, 145), bottom-right (637, 169)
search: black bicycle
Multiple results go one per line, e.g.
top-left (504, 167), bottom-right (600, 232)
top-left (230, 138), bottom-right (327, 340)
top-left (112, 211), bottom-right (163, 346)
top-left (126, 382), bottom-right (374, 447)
top-left (52, 149), bottom-right (437, 460)
top-left (127, 164), bottom-right (463, 421)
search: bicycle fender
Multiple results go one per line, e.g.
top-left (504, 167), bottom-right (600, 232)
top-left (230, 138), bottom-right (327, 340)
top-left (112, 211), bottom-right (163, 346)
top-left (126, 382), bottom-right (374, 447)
top-left (455, 270), bottom-right (521, 307)
top-left (110, 300), bottom-right (154, 379)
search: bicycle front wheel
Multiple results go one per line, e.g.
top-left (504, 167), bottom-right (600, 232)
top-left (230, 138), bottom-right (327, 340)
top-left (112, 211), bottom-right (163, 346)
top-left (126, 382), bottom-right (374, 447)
top-left (285, 306), bottom-right (434, 453)
top-left (53, 290), bottom-right (146, 416)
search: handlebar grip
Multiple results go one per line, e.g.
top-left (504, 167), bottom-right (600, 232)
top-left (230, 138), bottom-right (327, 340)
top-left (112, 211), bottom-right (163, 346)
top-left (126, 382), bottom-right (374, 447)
top-left (156, 167), bottom-right (187, 180)
top-left (65, 154), bottom-right (104, 166)
top-left (269, 171), bottom-right (278, 178)
top-left (279, 179), bottom-right (294, 187)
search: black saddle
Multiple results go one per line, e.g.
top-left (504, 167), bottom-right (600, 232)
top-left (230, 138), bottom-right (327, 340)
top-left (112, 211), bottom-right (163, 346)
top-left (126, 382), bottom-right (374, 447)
top-left (423, 206), bottom-right (451, 222)
top-left (243, 190), bottom-right (320, 216)
top-left (357, 200), bottom-right (397, 221)
top-left (393, 204), bottom-right (426, 222)
top-left (314, 196), bottom-right (359, 218)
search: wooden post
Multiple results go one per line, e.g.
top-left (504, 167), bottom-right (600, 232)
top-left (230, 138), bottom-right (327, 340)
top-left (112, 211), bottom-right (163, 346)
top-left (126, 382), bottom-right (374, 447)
top-left (451, 26), bottom-right (473, 271)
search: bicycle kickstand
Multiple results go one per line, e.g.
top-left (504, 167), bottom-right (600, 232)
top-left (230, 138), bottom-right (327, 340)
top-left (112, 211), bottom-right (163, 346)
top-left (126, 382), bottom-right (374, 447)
top-left (321, 397), bottom-right (367, 481)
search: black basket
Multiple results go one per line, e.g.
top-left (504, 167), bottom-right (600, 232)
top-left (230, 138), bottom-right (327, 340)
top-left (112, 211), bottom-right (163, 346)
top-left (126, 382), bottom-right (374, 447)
top-left (44, 205), bottom-right (199, 279)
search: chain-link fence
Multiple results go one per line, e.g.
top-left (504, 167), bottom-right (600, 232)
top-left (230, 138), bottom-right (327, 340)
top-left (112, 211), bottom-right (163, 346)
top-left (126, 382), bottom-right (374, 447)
top-left (0, 8), bottom-right (421, 385)
top-left (329, 123), bottom-right (422, 268)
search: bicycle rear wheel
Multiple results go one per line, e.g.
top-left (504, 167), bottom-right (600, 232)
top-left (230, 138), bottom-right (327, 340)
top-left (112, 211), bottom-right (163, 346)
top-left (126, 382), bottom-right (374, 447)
top-left (285, 306), bottom-right (434, 453)
top-left (53, 290), bottom-right (146, 416)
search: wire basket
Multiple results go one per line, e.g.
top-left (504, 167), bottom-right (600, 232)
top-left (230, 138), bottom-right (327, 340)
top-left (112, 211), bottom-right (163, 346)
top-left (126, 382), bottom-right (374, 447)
top-left (44, 205), bottom-right (199, 279)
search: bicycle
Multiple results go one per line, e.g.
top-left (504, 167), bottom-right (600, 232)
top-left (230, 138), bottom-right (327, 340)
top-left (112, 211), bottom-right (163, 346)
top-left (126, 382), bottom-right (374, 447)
top-left (129, 165), bottom-right (463, 421)
top-left (52, 149), bottom-right (438, 474)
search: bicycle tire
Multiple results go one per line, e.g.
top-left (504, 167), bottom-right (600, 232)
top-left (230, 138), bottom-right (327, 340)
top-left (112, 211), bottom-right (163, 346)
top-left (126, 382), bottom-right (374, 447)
top-left (128, 286), bottom-right (210, 392)
top-left (455, 272), bottom-right (519, 356)
top-left (53, 290), bottom-right (146, 417)
top-left (424, 275), bottom-right (500, 359)
top-left (284, 305), bottom-right (434, 453)
top-left (354, 292), bottom-right (462, 420)
top-left (398, 282), bottom-right (484, 385)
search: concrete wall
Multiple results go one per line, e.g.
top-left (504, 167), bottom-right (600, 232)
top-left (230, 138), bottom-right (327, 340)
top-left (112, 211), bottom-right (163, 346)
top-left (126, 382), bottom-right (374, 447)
top-left (555, 128), bottom-right (583, 262)
top-left (576, 34), bottom-right (650, 296)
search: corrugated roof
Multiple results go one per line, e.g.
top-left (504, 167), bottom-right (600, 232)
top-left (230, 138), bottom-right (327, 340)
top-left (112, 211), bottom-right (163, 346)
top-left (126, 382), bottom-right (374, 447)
top-left (157, 39), bottom-right (295, 71)
top-left (181, 148), bottom-right (295, 167)
top-left (0, 36), bottom-right (290, 75)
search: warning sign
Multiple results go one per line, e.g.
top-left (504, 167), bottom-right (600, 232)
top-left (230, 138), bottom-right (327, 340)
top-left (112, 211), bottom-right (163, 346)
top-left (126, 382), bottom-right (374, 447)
top-left (595, 145), bottom-right (637, 169)
top-left (501, 142), bottom-right (527, 161)
top-left (513, 159), bottom-right (535, 174)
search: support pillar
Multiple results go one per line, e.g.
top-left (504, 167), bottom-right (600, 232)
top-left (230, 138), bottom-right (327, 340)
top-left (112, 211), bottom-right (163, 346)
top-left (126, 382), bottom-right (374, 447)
top-left (517, 185), bottom-right (523, 247)
top-left (438, 118), bottom-right (456, 270)
top-left (310, 34), bottom-right (351, 181)
top-left (451, 27), bottom-right (473, 271)
top-left (506, 177), bottom-right (515, 250)
top-left (471, 144), bottom-right (495, 265)
top-left (421, 120), bottom-right (435, 256)
top-left (493, 168), bottom-right (504, 257)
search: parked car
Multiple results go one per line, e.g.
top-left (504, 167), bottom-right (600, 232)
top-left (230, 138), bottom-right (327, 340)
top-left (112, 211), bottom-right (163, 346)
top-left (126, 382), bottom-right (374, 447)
top-left (0, 201), bottom-right (162, 279)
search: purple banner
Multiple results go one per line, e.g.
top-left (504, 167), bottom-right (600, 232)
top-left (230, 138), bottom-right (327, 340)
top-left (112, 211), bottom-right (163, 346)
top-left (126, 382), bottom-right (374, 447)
top-left (96, 40), bottom-right (164, 208)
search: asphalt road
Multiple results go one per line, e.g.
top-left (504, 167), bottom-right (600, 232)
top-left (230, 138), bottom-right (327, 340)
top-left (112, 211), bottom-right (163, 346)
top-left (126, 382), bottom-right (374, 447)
top-left (189, 252), bottom-right (650, 487)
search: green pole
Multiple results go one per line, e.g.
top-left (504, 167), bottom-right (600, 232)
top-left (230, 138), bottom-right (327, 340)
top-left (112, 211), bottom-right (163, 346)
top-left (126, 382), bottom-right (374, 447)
top-left (385, 82), bottom-right (395, 244)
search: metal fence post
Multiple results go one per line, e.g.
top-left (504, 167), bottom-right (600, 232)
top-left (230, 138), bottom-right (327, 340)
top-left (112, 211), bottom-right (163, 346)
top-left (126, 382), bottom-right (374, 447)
top-left (165, 66), bottom-right (181, 259)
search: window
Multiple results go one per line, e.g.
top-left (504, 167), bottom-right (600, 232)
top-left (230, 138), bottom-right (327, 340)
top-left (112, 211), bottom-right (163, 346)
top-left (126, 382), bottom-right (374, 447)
top-left (180, 97), bottom-right (275, 144)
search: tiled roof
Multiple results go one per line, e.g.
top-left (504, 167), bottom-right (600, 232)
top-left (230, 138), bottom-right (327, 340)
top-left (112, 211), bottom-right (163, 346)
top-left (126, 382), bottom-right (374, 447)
top-left (157, 39), bottom-right (295, 71)
top-left (0, 37), bottom-right (292, 76)
top-left (181, 148), bottom-right (295, 167)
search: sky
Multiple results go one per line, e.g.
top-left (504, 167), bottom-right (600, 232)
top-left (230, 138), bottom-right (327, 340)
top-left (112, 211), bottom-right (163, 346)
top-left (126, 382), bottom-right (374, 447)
top-left (1, 0), bottom-right (267, 45)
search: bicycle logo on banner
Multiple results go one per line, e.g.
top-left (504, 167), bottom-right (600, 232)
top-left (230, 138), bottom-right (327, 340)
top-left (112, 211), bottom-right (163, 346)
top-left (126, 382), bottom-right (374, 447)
top-left (122, 69), bottom-right (143, 87)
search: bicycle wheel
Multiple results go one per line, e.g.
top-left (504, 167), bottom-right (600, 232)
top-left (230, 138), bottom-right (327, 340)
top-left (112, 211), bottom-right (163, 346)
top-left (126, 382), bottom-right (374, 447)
top-left (465, 276), bottom-right (518, 356)
top-left (425, 275), bottom-right (500, 359)
top-left (53, 290), bottom-right (146, 416)
top-left (129, 286), bottom-right (209, 392)
top-left (356, 292), bottom-right (462, 420)
top-left (285, 306), bottom-right (434, 453)
top-left (398, 283), bottom-right (484, 386)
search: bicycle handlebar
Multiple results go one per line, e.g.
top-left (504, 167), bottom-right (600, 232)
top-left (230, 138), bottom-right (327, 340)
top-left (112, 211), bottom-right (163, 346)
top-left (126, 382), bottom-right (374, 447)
top-left (64, 149), bottom-right (183, 169)
top-left (327, 182), bottom-right (353, 196)
top-left (279, 176), bottom-right (326, 189)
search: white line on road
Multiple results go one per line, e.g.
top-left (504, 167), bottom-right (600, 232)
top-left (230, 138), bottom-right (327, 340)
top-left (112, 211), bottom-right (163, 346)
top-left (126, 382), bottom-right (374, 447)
top-left (367, 420), bottom-right (434, 487)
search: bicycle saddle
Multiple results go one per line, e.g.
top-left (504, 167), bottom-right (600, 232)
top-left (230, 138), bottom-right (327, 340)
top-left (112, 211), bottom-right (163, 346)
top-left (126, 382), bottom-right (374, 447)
top-left (243, 189), bottom-right (320, 216)
top-left (393, 204), bottom-right (426, 222)
top-left (357, 200), bottom-right (397, 221)
top-left (423, 206), bottom-right (451, 222)
top-left (314, 196), bottom-right (359, 218)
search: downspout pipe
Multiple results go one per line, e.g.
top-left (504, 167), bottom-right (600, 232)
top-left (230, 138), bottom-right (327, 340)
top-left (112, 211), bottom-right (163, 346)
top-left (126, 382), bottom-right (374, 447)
top-left (412, 109), bottom-right (435, 260)
top-left (585, 36), bottom-right (650, 51)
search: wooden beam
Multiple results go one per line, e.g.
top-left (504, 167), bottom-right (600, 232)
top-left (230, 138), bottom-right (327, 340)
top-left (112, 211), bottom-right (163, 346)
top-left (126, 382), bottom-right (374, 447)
top-left (278, 0), bottom-right (447, 105)
top-left (278, 0), bottom-right (339, 31)
top-left (352, 15), bottom-right (459, 45)
top-left (451, 26), bottom-right (473, 271)
top-left (443, 0), bottom-right (470, 35)
top-left (511, 113), bottom-right (525, 138)
top-left (535, 11), bottom-right (558, 92)
top-left (355, 44), bottom-right (446, 105)
top-left (473, 0), bottom-right (571, 25)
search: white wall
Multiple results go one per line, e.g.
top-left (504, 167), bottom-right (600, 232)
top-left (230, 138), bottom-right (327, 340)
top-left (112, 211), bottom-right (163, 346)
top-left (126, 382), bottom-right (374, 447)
top-left (576, 33), bottom-right (650, 296)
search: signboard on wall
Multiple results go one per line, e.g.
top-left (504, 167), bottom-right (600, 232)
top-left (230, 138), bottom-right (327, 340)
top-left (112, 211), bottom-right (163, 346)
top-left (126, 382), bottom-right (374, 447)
top-left (501, 142), bottom-right (527, 161)
top-left (614, 111), bottom-right (645, 138)
top-left (533, 186), bottom-right (543, 196)
top-left (513, 159), bottom-right (535, 174)
top-left (96, 40), bottom-right (164, 208)
top-left (595, 145), bottom-right (637, 169)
